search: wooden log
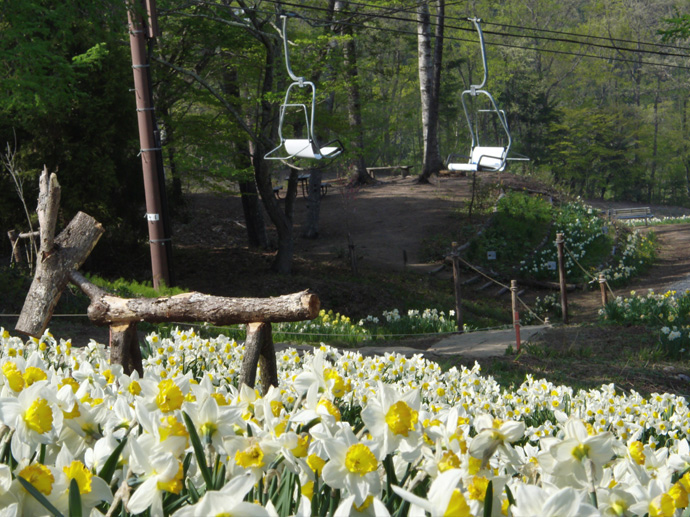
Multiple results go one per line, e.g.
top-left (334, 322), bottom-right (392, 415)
top-left (69, 272), bottom-right (319, 326)
top-left (16, 211), bottom-right (104, 337)
top-left (462, 275), bottom-right (481, 286)
top-left (109, 323), bottom-right (143, 377)
top-left (37, 167), bottom-right (61, 256)
top-left (239, 322), bottom-right (278, 392)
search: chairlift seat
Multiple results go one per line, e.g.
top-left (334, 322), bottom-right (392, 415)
top-left (284, 139), bottom-right (342, 160)
top-left (448, 146), bottom-right (507, 172)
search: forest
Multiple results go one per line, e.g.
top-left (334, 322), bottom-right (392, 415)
top-left (1, 0), bottom-right (690, 275)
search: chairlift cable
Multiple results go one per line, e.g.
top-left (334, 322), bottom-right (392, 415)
top-left (251, 4), bottom-right (690, 71)
top-left (258, 0), bottom-right (690, 59)
top-left (275, 0), bottom-right (690, 54)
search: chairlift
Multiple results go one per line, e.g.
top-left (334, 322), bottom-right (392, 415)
top-left (264, 15), bottom-right (344, 166)
top-left (447, 18), bottom-right (526, 173)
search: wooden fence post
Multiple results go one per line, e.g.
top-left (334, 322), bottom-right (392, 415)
top-left (451, 242), bottom-right (463, 333)
top-left (556, 233), bottom-right (569, 324)
top-left (511, 280), bottom-right (521, 351)
top-left (599, 273), bottom-right (608, 307)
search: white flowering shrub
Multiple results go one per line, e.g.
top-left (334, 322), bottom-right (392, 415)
top-left (0, 327), bottom-right (689, 516)
top-left (601, 289), bottom-right (690, 358)
top-left (520, 201), bottom-right (612, 282)
top-left (520, 200), bottom-right (655, 286)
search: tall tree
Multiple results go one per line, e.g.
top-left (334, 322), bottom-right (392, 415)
top-left (334, 1), bottom-right (373, 185)
top-left (417, 0), bottom-right (445, 183)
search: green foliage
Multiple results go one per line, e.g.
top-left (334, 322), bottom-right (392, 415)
top-left (86, 275), bottom-right (187, 299)
top-left (467, 191), bottom-right (553, 270)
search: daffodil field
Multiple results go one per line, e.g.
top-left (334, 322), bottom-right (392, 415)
top-left (0, 327), bottom-right (689, 516)
top-left (602, 289), bottom-right (690, 359)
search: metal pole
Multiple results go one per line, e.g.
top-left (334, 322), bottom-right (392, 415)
top-left (556, 233), bottom-right (569, 324)
top-left (511, 279), bottom-right (520, 351)
top-left (127, 0), bottom-right (170, 289)
top-left (599, 273), bottom-right (608, 307)
top-left (451, 242), bottom-right (464, 333)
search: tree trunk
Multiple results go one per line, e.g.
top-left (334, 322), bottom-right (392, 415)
top-left (648, 74), bottom-right (660, 204)
top-left (302, 169), bottom-right (322, 239)
top-left (221, 66), bottom-right (269, 249)
top-left (417, 0), bottom-right (444, 183)
top-left (335, 1), bottom-right (373, 185)
top-left (239, 179), bottom-right (269, 248)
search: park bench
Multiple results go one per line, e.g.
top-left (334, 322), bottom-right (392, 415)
top-left (607, 207), bottom-right (653, 224)
top-left (366, 165), bottom-right (412, 178)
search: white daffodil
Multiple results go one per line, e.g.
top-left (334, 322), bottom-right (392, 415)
top-left (333, 493), bottom-right (391, 517)
top-left (27, 447), bottom-right (113, 515)
top-left (126, 434), bottom-right (185, 516)
top-left (627, 478), bottom-right (676, 517)
top-left (541, 417), bottom-right (614, 487)
top-left (321, 424), bottom-right (382, 506)
top-left (511, 484), bottom-right (599, 517)
top-left (596, 485), bottom-right (637, 517)
top-left (0, 380), bottom-right (63, 461)
top-left (468, 414), bottom-right (525, 467)
top-left (392, 469), bottom-right (470, 517)
top-left (172, 473), bottom-right (277, 517)
top-left (361, 381), bottom-right (422, 462)
top-left (182, 396), bottom-right (243, 454)
top-left (135, 403), bottom-right (189, 457)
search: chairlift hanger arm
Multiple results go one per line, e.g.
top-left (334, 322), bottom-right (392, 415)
top-left (281, 14), bottom-right (304, 83)
top-left (468, 17), bottom-right (488, 92)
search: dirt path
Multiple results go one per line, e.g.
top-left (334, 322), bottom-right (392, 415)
top-left (567, 223), bottom-right (690, 322)
top-left (176, 173), bottom-right (690, 318)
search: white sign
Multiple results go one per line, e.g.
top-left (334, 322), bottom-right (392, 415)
top-left (547, 261), bottom-right (557, 270)
top-left (487, 251), bottom-right (496, 260)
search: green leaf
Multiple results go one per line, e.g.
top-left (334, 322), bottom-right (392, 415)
top-left (68, 478), bottom-right (83, 517)
top-left (186, 478), bottom-right (201, 504)
top-left (182, 411), bottom-right (212, 488)
top-left (505, 484), bottom-right (515, 506)
top-left (483, 480), bottom-right (493, 517)
top-left (98, 437), bottom-right (128, 484)
top-left (17, 477), bottom-right (64, 517)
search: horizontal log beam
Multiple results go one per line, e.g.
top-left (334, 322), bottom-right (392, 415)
top-left (70, 271), bottom-right (320, 326)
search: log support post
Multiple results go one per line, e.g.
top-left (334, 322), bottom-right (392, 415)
top-left (239, 323), bottom-right (278, 392)
top-left (109, 323), bottom-right (143, 377)
top-left (556, 233), bottom-right (569, 324)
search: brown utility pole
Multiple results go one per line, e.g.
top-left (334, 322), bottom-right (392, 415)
top-left (127, 0), bottom-right (172, 289)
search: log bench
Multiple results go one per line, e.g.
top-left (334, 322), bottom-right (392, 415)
top-left (366, 165), bottom-right (412, 178)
